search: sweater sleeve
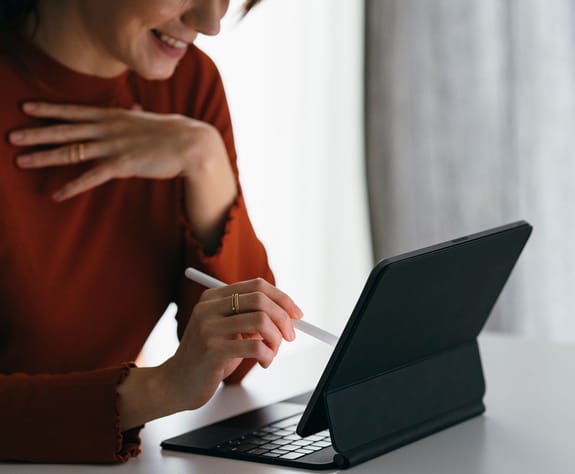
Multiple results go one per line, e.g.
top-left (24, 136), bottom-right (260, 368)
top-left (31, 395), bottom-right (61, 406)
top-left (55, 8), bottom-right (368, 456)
top-left (0, 365), bottom-right (141, 463)
top-left (174, 50), bottom-right (275, 383)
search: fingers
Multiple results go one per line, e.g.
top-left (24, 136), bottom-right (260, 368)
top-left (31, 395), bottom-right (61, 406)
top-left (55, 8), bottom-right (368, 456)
top-left (234, 292), bottom-right (297, 341)
top-left (215, 312), bottom-right (284, 354)
top-left (221, 339), bottom-right (275, 368)
top-left (9, 122), bottom-right (113, 147)
top-left (202, 277), bottom-right (303, 320)
top-left (15, 139), bottom-right (122, 169)
top-left (52, 163), bottom-right (116, 201)
top-left (19, 101), bottom-right (114, 122)
top-left (199, 290), bottom-right (295, 343)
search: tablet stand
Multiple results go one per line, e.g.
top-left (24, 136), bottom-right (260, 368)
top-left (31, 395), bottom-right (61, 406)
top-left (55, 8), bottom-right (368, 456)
top-left (324, 340), bottom-right (486, 468)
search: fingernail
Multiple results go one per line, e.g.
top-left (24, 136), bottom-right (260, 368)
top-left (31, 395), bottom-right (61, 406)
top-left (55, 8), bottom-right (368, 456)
top-left (290, 328), bottom-right (296, 340)
top-left (22, 102), bottom-right (37, 112)
top-left (9, 131), bottom-right (24, 143)
top-left (52, 190), bottom-right (65, 202)
top-left (16, 156), bottom-right (31, 166)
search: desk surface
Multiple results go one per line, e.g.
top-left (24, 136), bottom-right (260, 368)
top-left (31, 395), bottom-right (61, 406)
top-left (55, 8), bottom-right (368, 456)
top-left (2, 333), bottom-right (574, 473)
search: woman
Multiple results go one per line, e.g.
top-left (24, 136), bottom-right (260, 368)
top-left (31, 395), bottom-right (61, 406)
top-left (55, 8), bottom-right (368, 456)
top-left (0, 0), bottom-right (302, 463)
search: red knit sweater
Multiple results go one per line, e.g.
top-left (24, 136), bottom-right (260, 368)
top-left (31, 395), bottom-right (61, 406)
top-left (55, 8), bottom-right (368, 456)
top-left (0, 33), bottom-right (274, 463)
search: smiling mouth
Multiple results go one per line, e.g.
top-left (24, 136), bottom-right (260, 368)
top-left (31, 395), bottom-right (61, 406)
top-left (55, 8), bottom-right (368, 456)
top-left (152, 29), bottom-right (188, 49)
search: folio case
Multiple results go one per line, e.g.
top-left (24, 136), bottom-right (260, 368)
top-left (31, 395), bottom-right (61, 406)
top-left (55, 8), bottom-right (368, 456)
top-left (296, 220), bottom-right (532, 469)
top-left (325, 340), bottom-right (485, 468)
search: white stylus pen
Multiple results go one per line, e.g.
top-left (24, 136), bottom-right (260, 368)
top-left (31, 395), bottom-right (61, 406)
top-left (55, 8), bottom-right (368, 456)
top-left (185, 267), bottom-right (339, 347)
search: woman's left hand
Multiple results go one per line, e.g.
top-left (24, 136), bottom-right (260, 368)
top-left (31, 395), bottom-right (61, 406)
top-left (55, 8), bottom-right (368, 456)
top-left (9, 101), bottom-right (236, 203)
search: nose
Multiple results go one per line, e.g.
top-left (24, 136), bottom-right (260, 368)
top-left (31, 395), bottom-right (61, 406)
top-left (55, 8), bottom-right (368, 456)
top-left (181, 0), bottom-right (230, 36)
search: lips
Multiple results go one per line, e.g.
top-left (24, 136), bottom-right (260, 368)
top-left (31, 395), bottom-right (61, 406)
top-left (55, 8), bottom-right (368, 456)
top-left (151, 29), bottom-right (188, 49)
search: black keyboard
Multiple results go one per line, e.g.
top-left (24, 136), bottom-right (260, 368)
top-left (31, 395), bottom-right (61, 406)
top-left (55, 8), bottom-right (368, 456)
top-left (213, 415), bottom-right (332, 460)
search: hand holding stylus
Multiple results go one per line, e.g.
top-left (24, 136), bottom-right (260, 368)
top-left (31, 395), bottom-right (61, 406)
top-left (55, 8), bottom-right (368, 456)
top-left (185, 267), bottom-right (338, 346)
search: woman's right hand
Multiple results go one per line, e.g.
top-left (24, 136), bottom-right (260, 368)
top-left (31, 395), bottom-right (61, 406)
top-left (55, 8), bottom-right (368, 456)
top-left (160, 278), bottom-right (303, 411)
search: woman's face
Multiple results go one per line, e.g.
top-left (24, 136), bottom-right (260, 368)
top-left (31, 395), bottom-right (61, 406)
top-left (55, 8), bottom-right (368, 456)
top-left (74, 0), bottom-right (230, 79)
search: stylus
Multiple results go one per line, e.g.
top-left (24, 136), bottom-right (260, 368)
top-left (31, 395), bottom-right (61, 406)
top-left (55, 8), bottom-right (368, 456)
top-left (185, 267), bottom-right (339, 346)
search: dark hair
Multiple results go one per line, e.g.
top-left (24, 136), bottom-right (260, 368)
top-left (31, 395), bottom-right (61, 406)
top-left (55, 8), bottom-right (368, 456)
top-left (0, 1), bottom-right (261, 27)
top-left (243, 0), bottom-right (263, 15)
top-left (0, 0), bottom-right (38, 27)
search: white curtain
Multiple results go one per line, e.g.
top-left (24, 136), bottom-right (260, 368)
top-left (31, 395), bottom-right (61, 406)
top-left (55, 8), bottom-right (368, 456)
top-left (365, 0), bottom-right (575, 341)
top-left (141, 0), bottom-right (370, 363)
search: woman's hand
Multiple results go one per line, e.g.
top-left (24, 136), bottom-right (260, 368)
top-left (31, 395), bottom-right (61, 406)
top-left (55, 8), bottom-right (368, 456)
top-left (9, 101), bottom-right (238, 248)
top-left (159, 278), bottom-right (303, 412)
top-left (117, 278), bottom-right (303, 430)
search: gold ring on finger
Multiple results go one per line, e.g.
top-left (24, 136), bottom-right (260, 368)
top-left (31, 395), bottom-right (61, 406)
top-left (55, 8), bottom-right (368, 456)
top-left (78, 142), bottom-right (85, 162)
top-left (231, 293), bottom-right (240, 314)
top-left (68, 144), bottom-right (78, 163)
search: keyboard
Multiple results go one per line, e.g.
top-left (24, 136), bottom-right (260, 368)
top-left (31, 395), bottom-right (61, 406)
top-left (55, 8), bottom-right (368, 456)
top-left (213, 414), bottom-right (332, 460)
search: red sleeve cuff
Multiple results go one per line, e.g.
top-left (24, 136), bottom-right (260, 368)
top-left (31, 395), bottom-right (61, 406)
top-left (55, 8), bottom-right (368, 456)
top-left (178, 192), bottom-right (243, 265)
top-left (0, 364), bottom-right (142, 463)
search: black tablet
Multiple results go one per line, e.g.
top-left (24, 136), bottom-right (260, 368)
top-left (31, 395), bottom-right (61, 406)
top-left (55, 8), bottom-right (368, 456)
top-left (297, 220), bottom-right (532, 439)
top-left (162, 220), bottom-right (532, 469)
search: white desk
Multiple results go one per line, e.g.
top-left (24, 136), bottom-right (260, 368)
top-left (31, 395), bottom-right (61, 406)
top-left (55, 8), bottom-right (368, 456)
top-left (1, 334), bottom-right (574, 473)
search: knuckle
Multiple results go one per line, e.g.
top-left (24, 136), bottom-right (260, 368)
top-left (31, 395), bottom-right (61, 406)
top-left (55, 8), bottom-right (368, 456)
top-left (252, 277), bottom-right (267, 291)
top-left (106, 119), bottom-right (128, 135)
top-left (253, 292), bottom-right (267, 308)
top-left (115, 157), bottom-right (132, 176)
top-left (198, 289), bottom-right (214, 302)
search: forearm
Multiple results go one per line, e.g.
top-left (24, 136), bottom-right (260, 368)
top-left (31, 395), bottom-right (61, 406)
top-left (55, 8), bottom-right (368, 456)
top-left (117, 365), bottom-right (183, 431)
top-left (182, 127), bottom-right (238, 254)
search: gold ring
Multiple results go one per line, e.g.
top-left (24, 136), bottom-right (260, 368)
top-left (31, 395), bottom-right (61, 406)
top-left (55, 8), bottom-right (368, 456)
top-left (69, 144), bottom-right (78, 163)
top-left (231, 293), bottom-right (240, 314)
top-left (78, 143), bottom-right (85, 162)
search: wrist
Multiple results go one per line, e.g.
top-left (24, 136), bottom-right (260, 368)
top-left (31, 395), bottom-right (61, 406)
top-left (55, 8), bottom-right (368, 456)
top-left (117, 365), bottom-right (181, 430)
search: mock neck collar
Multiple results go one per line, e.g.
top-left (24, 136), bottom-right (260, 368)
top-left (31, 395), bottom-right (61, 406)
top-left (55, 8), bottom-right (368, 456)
top-left (5, 28), bottom-right (134, 106)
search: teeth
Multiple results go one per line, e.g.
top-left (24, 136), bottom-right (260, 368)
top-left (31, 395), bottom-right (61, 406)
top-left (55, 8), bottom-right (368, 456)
top-left (154, 30), bottom-right (187, 49)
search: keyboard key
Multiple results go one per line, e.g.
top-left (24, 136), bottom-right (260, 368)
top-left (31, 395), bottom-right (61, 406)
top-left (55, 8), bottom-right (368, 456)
top-left (293, 440), bottom-right (312, 446)
top-left (269, 449), bottom-right (289, 455)
top-left (315, 441), bottom-right (331, 448)
top-left (262, 452), bottom-right (281, 458)
top-left (280, 452), bottom-right (305, 460)
top-left (281, 444), bottom-right (303, 451)
top-left (261, 443), bottom-right (283, 450)
top-left (271, 439), bottom-right (291, 446)
top-left (244, 437), bottom-right (268, 446)
top-left (233, 444), bottom-right (259, 453)
top-left (261, 434), bottom-right (281, 441)
top-left (273, 416), bottom-right (301, 428)
top-left (306, 445), bottom-right (324, 452)
top-left (294, 449), bottom-right (314, 454)
top-left (246, 448), bottom-right (268, 455)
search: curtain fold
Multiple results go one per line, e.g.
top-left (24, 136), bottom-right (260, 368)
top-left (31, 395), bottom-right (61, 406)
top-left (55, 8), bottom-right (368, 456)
top-left (365, 0), bottom-right (575, 341)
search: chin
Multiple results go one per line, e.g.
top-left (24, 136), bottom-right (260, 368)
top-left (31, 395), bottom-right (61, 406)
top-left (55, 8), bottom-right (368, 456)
top-left (137, 65), bottom-right (179, 81)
